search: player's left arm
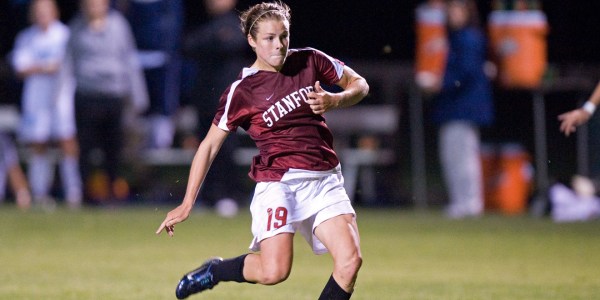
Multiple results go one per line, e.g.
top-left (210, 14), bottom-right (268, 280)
top-left (307, 66), bottom-right (369, 115)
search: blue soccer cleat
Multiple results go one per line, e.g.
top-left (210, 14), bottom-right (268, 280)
top-left (175, 257), bottom-right (223, 299)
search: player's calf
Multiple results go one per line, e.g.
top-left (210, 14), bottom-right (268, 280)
top-left (319, 274), bottom-right (353, 300)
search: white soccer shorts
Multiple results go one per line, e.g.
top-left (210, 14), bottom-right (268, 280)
top-left (249, 168), bottom-right (355, 255)
top-left (19, 91), bottom-right (76, 143)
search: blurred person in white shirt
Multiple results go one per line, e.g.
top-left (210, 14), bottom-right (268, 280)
top-left (11, 0), bottom-right (82, 209)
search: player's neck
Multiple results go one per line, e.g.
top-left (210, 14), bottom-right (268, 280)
top-left (250, 60), bottom-right (281, 73)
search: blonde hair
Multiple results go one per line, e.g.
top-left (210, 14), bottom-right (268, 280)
top-left (239, 1), bottom-right (291, 38)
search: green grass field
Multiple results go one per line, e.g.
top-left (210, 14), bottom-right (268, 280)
top-left (1, 205), bottom-right (600, 300)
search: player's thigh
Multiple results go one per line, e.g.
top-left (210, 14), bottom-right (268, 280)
top-left (260, 232), bottom-right (294, 267)
top-left (249, 182), bottom-right (295, 251)
top-left (314, 214), bottom-right (361, 263)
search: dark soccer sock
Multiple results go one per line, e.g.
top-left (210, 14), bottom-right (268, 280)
top-left (212, 254), bottom-right (251, 283)
top-left (318, 274), bottom-right (352, 300)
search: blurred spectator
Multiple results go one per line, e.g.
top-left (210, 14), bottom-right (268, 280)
top-left (116, 0), bottom-right (184, 149)
top-left (181, 0), bottom-right (250, 207)
top-left (57, 0), bottom-right (148, 204)
top-left (0, 132), bottom-right (31, 210)
top-left (10, 0), bottom-right (82, 209)
top-left (425, 0), bottom-right (494, 218)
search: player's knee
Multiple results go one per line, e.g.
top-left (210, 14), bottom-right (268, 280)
top-left (336, 252), bottom-right (362, 279)
top-left (259, 268), bottom-right (290, 285)
top-left (348, 253), bottom-right (363, 276)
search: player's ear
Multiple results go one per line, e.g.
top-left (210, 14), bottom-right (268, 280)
top-left (247, 34), bottom-right (257, 50)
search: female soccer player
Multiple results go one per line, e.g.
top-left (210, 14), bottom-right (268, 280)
top-left (156, 1), bottom-right (368, 299)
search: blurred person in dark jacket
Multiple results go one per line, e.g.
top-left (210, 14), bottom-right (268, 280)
top-left (424, 0), bottom-right (494, 218)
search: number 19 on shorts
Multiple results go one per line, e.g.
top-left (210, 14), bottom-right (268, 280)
top-left (266, 207), bottom-right (288, 231)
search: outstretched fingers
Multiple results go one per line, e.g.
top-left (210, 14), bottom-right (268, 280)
top-left (156, 205), bottom-right (191, 236)
top-left (156, 217), bottom-right (177, 236)
top-left (558, 110), bottom-right (583, 137)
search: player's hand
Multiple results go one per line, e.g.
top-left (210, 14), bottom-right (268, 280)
top-left (156, 203), bottom-right (192, 237)
top-left (307, 81), bottom-right (339, 115)
top-left (558, 108), bottom-right (591, 137)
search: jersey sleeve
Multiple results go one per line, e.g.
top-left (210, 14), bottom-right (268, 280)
top-left (213, 80), bottom-right (250, 132)
top-left (310, 48), bottom-right (345, 86)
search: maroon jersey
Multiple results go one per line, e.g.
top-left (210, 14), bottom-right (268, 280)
top-left (213, 48), bottom-right (345, 182)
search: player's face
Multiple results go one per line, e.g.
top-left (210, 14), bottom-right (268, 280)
top-left (82, 0), bottom-right (109, 20)
top-left (32, 0), bottom-right (58, 29)
top-left (248, 18), bottom-right (290, 72)
top-left (447, 1), bottom-right (468, 30)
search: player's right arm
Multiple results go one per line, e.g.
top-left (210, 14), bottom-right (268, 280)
top-left (156, 124), bottom-right (230, 236)
top-left (558, 80), bottom-right (600, 136)
top-left (307, 66), bottom-right (369, 115)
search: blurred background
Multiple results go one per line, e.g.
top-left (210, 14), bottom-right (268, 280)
top-left (1, 0), bottom-right (600, 219)
top-left (4, 1), bottom-right (600, 61)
